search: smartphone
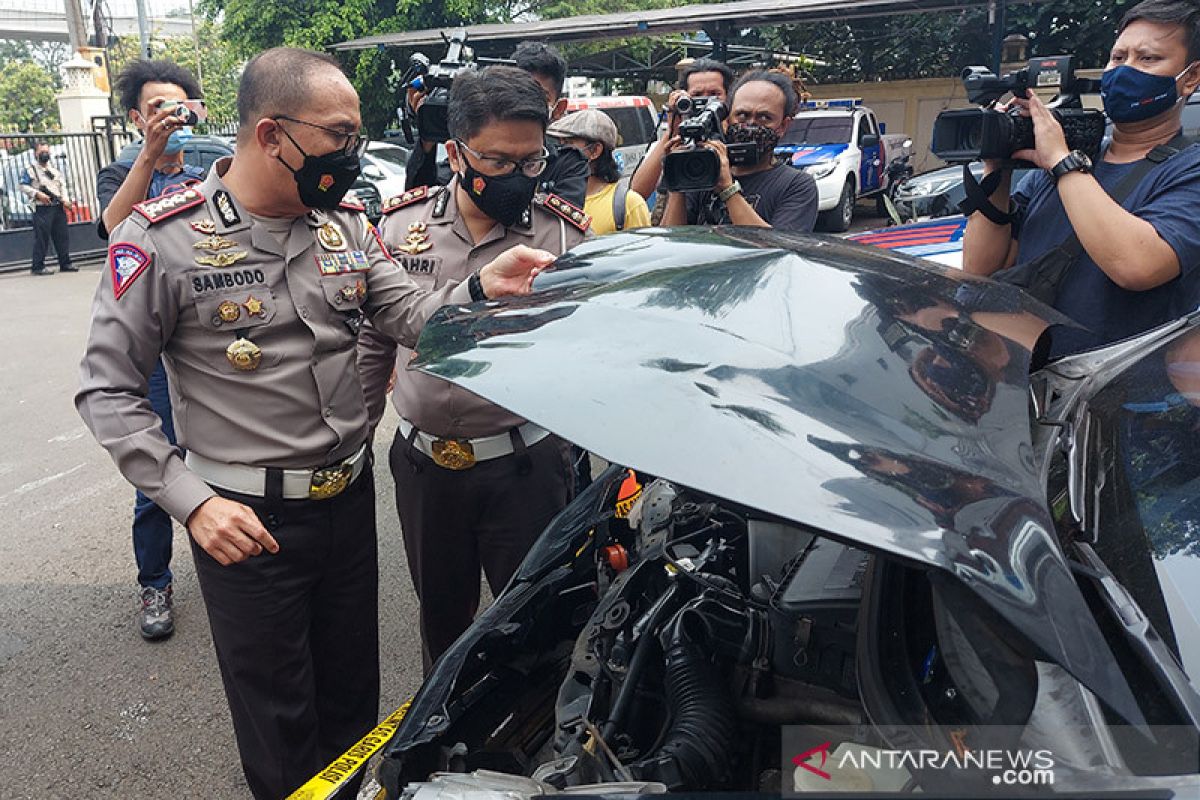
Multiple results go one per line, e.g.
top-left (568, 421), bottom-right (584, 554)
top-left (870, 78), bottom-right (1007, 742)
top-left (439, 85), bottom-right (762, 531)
top-left (159, 99), bottom-right (208, 125)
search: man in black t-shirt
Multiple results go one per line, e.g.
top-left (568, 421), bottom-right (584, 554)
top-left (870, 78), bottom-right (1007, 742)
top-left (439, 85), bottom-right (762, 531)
top-left (661, 71), bottom-right (818, 232)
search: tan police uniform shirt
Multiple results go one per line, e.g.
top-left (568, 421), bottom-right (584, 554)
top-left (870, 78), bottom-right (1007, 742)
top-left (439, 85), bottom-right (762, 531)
top-left (76, 158), bottom-right (473, 524)
top-left (357, 179), bottom-right (589, 440)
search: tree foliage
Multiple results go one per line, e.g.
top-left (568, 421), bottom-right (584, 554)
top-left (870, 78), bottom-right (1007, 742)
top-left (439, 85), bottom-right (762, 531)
top-left (761, 1), bottom-right (1132, 86)
top-left (0, 61), bottom-right (61, 130)
top-left (0, 40), bottom-right (70, 86)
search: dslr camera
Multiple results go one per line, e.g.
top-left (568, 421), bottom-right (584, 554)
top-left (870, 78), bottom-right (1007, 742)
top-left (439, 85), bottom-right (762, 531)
top-left (931, 55), bottom-right (1106, 163)
top-left (663, 97), bottom-right (730, 192)
top-left (399, 30), bottom-right (478, 144)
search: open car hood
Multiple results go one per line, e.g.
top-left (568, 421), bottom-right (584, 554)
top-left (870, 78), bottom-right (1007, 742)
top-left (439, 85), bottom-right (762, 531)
top-left (410, 226), bottom-right (1142, 724)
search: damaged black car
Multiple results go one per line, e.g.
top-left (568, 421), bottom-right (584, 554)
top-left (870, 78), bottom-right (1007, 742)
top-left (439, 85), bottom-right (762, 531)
top-left (372, 228), bottom-right (1200, 797)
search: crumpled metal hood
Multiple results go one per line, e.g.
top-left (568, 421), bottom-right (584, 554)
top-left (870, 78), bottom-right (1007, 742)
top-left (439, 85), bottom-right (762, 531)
top-left (410, 226), bottom-right (1142, 724)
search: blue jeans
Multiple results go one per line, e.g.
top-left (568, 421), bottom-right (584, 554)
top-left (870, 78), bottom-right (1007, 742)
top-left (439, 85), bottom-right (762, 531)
top-left (133, 361), bottom-right (177, 589)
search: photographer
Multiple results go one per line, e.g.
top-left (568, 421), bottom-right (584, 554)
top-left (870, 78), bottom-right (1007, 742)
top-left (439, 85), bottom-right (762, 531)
top-left (98, 60), bottom-right (204, 240)
top-left (963, 0), bottom-right (1200, 359)
top-left (660, 71), bottom-right (818, 231)
top-left (630, 58), bottom-right (733, 220)
top-left (96, 59), bottom-right (205, 642)
top-left (403, 41), bottom-right (588, 207)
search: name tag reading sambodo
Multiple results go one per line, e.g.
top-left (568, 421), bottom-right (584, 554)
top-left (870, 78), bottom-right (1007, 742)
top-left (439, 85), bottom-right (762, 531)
top-left (316, 250), bottom-right (371, 275)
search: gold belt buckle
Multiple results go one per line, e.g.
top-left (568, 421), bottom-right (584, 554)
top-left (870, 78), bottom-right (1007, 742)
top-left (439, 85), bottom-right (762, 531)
top-left (309, 463), bottom-right (353, 500)
top-left (430, 438), bottom-right (476, 470)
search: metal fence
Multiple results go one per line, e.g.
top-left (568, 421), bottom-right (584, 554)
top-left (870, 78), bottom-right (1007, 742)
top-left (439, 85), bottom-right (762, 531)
top-left (0, 124), bottom-right (136, 232)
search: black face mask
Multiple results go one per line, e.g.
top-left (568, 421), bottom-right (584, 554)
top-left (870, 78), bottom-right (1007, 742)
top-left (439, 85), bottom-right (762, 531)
top-left (276, 128), bottom-right (360, 209)
top-left (37, 152), bottom-right (50, 165)
top-left (459, 160), bottom-right (539, 228)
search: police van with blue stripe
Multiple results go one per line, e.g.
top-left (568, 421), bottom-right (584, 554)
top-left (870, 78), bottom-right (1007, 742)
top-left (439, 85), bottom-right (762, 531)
top-left (776, 98), bottom-right (911, 232)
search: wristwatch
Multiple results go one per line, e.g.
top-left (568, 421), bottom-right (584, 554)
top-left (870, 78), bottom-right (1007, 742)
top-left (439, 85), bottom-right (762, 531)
top-left (717, 181), bottom-right (743, 203)
top-left (467, 270), bottom-right (488, 302)
top-left (1050, 150), bottom-right (1092, 182)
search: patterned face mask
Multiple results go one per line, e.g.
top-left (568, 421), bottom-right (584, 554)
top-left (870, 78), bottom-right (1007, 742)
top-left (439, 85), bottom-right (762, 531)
top-left (725, 123), bottom-right (782, 162)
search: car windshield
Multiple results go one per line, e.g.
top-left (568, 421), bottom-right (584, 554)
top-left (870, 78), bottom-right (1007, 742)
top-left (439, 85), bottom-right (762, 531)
top-left (779, 117), bottom-right (853, 146)
top-left (1084, 324), bottom-right (1200, 680)
top-left (368, 145), bottom-right (409, 174)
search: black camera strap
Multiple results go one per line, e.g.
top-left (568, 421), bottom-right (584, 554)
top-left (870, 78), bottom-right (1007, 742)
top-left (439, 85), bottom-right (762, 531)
top-left (960, 165), bottom-right (1014, 225)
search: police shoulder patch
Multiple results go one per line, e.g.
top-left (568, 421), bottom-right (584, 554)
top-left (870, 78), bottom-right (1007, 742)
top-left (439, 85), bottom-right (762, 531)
top-left (339, 196), bottom-right (366, 212)
top-left (537, 192), bottom-right (591, 232)
top-left (381, 186), bottom-right (432, 215)
top-left (109, 242), bottom-right (152, 300)
top-left (133, 188), bottom-right (205, 224)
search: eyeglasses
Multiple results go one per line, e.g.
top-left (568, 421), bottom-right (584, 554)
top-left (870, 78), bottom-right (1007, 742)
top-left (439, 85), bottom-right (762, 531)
top-left (454, 139), bottom-right (549, 178)
top-left (273, 116), bottom-right (369, 158)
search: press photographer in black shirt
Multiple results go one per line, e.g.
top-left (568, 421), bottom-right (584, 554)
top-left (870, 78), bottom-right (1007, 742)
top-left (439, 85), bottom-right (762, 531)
top-left (660, 71), bottom-right (818, 232)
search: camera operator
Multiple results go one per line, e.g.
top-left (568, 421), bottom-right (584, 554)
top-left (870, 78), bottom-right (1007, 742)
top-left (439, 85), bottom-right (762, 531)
top-left (660, 71), bottom-right (818, 231)
top-left (403, 41), bottom-right (588, 207)
top-left (630, 58), bottom-right (733, 220)
top-left (963, 0), bottom-right (1200, 359)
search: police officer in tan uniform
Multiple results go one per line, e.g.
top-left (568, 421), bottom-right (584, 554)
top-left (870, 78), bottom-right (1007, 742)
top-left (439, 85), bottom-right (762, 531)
top-left (75, 48), bottom-right (551, 800)
top-left (358, 66), bottom-right (589, 669)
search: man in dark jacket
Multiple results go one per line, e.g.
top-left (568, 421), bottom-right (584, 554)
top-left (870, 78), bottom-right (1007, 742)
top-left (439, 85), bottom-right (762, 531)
top-left (403, 41), bottom-right (588, 207)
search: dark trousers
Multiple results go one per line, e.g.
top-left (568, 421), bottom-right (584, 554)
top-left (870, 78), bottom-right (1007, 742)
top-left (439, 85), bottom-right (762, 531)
top-left (133, 361), bottom-right (176, 589)
top-left (389, 431), bottom-right (574, 671)
top-left (31, 204), bottom-right (71, 272)
top-left (190, 470), bottom-right (379, 800)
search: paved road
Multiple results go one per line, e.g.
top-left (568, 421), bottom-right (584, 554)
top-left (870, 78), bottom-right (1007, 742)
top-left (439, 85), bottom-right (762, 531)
top-left (0, 265), bottom-right (423, 798)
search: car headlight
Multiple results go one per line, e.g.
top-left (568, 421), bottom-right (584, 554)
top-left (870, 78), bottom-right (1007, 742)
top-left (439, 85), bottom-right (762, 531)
top-left (899, 179), bottom-right (956, 199)
top-left (803, 161), bottom-right (838, 180)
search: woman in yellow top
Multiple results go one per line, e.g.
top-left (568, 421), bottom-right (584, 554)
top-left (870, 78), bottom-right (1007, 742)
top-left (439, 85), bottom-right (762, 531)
top-left (547, 109), bottom-right (651, 234)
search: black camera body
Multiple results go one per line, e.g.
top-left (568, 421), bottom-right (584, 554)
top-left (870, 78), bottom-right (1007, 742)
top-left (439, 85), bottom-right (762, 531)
top-left (400, 31), bottom-right (478, 144)
top-left (664, 98), bottom-right (730, 192)
top-left (932, 55), bottom-right (1106, 164)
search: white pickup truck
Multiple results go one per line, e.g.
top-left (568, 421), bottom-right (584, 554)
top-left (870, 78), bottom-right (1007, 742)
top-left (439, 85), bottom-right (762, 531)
top-left (774, 99), bottom-right (911, 232)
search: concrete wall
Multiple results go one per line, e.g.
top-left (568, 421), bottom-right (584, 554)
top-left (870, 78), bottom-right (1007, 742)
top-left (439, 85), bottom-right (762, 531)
top-left (803, 77), bottom-right (968, 173)
top-left (806, 70), bottom-right (1104, 175)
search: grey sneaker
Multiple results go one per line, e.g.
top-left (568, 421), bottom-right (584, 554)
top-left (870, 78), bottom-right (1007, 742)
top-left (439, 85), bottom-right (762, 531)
top-left (138, 585), bottom-right (175, 640)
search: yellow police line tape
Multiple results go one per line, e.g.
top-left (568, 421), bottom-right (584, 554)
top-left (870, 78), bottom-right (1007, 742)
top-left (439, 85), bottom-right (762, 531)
top-left (286, 699), bottom-right (412, 800)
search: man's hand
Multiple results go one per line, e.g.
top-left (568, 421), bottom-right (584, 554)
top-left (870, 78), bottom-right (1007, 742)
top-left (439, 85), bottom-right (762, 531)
top-left (186, 496), bottom-right (279, 566)
top-left (34, 191), bottom-right (50, 204)
top-left (1008, 93), bottom-right (1071, 171)
top-left (664, 90), bottom-right (689, 139)
top-left (479, 244), bottom-right (556, 297)
top-left (140, 101), bottom-right (186, 163)
top-left (701, 139), bottom-right (734, 192)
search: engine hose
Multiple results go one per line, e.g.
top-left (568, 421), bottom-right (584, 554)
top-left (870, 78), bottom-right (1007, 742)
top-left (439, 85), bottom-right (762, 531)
top-left (632, 640), bottom-right (738, 788)
top-left (629, 596), bottom-right (750, 788)
top-left (602, 586), bottom-right (681, 741)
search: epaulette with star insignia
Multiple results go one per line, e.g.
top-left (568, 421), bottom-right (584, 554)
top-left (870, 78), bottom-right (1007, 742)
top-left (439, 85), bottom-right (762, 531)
top-left (537, 193), bottom-right (591, 232)
top-left (339, 196), bottom-right (365, 212)
top-left (382, 186), bottom-right (434, 215)
top-left (133, 188), bottom-right (205, 224)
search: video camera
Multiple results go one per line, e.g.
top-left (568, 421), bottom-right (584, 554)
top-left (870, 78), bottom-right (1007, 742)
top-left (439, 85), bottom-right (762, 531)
top-left (663, 97), bottom-right (730, 192)
top-left (398, 30), bottom-right (478, 144)
top-left (931, 55), bottom-right (1106, 163)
